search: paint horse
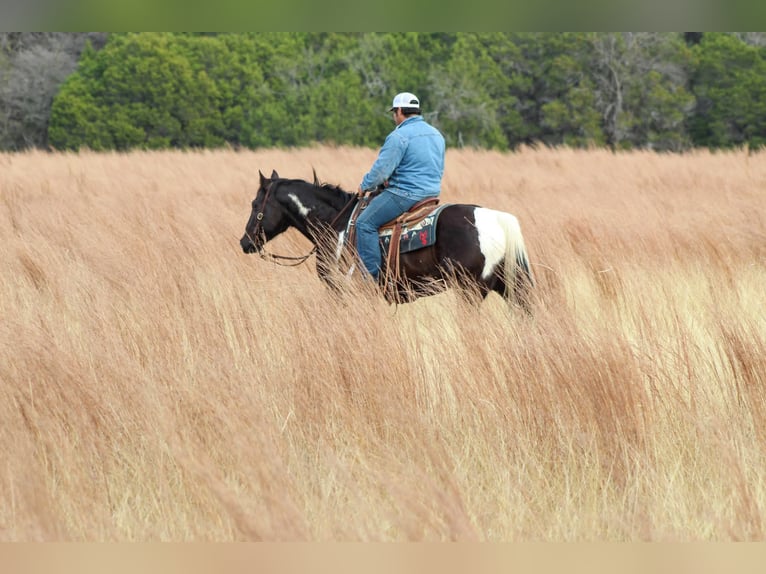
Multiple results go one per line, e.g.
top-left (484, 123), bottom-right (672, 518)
top-left (240, 170), bottom-right (534, 308)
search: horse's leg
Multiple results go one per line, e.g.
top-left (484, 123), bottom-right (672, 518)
top-left (472, 282), bottom-right (493, 304)
top-left (489, 272), bottom-right (506, 300)
top-left (441, 261), bottom-right (486, 306)
top-left (513, 266), bottom-right (534, 315)
top-left (315, 240), bottom-right (355, 304)
top-left (505, 245), bottom-right (535, 315)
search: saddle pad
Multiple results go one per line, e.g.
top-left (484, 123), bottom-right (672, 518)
top-left (379, 204), bottom-right (450, 254)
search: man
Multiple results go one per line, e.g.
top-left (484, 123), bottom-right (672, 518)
top-left (356, 92), bottom-right (446, 282)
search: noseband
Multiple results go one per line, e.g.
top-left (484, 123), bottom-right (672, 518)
top-left (248, 179), bottom-right (275, 246)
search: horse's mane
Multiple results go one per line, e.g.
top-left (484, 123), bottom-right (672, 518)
top-left (308, 167), bottom-right (351, 195)
top-left (314, 179), bottom-right (349, 195)
top-left (305, 176), bottom-right (354, 211)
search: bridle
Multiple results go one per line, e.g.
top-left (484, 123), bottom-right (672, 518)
top-left (245, 179), bottom-right (311, 266)
top-left (246, 179), bottom-right (358, 267)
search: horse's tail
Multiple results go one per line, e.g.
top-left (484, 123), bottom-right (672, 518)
top-left (499, 212), bottom-right (534, 309)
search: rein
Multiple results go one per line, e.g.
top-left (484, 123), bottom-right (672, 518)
top-left (249, 180), bottom-right (358, 267)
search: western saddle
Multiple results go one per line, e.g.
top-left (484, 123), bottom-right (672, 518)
top-left (347, 195), bottom-right (440, 289)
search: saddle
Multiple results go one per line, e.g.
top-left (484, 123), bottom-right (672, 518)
top-left (346, 196), bottom-right (441, 284)
top-left (378, 197), bottom-right (440, 280)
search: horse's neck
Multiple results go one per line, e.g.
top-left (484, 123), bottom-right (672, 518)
top-left (313, 187), bottom-right (356, 231)
top-left (288, 186), bottom-right (356, 244)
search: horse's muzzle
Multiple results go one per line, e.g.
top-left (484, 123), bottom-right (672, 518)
top-left (240, 235), bottom-right (257, 254)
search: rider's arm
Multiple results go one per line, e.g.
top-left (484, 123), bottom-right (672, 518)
top-left (360, 132), bottom-right (406, 191)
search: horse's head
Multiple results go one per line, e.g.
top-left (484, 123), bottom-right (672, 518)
top-left (240, 169), bottom-right (290, 254)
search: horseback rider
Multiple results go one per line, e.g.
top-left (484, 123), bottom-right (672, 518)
top-left (355, 92), bottom-right (446, 282)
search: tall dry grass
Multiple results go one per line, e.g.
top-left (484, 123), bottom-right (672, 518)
top-left (1, 146), bottom-right (765, 541)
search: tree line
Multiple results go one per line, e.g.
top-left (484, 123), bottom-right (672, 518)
top-left (2, 32), bottom-right (766, 152)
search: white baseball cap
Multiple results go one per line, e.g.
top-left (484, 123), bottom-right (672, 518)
top-left (389, 92), bottom-right (420, 111)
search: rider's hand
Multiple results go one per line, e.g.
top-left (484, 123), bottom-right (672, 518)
top-left (357, 185), bottom-right (365, 198)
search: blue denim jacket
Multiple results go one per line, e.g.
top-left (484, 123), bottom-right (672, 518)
top-left (360, 116), bottom-right (445, 200)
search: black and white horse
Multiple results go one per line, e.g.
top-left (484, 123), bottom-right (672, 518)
top-left (240, 170), bottom-right (534, 308)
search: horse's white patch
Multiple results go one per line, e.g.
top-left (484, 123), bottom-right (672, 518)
top-left (474, 208), bottom-right (508, 280)
top-left (336, 231), bottom-right (357, 278)
top-left (288, 193), bottom-right (311, 217)
top-left (335, 231), bottom-right (346, 261)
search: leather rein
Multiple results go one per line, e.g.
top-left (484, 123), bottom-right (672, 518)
top-left (247, 180), bottom-right (358, 267)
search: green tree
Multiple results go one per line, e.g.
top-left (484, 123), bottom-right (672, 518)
top-left (428, 33), bottom-right (507, 148)
top-left (504, 33), bottom-right (603, 148)
top-left (341, 33), bottom-right (433, 145)
top-left (689, 33), bottom-right (766, 149)
top-left (589, 33), bottom-right (694, 150)
top-left (51, 33), bottom-right (246, 150)
top-left (45, 32), bottom-right (766, 153)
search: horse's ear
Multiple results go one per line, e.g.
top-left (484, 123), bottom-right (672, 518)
top-left (259, 170), bottom-right (267, 186)
top-left (271, 169), bottom-right (280, 179)
top-left (312, 167), bottom-right (320, 186)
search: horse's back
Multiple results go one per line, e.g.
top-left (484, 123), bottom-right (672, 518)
top-left (433, 203), bottom-right (482, 250)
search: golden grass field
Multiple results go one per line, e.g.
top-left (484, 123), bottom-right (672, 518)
top-left (1, 145), bottom-right (765, 541)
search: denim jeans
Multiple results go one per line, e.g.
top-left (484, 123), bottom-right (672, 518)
top-left (355, 191), bottom-right (420, 280)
